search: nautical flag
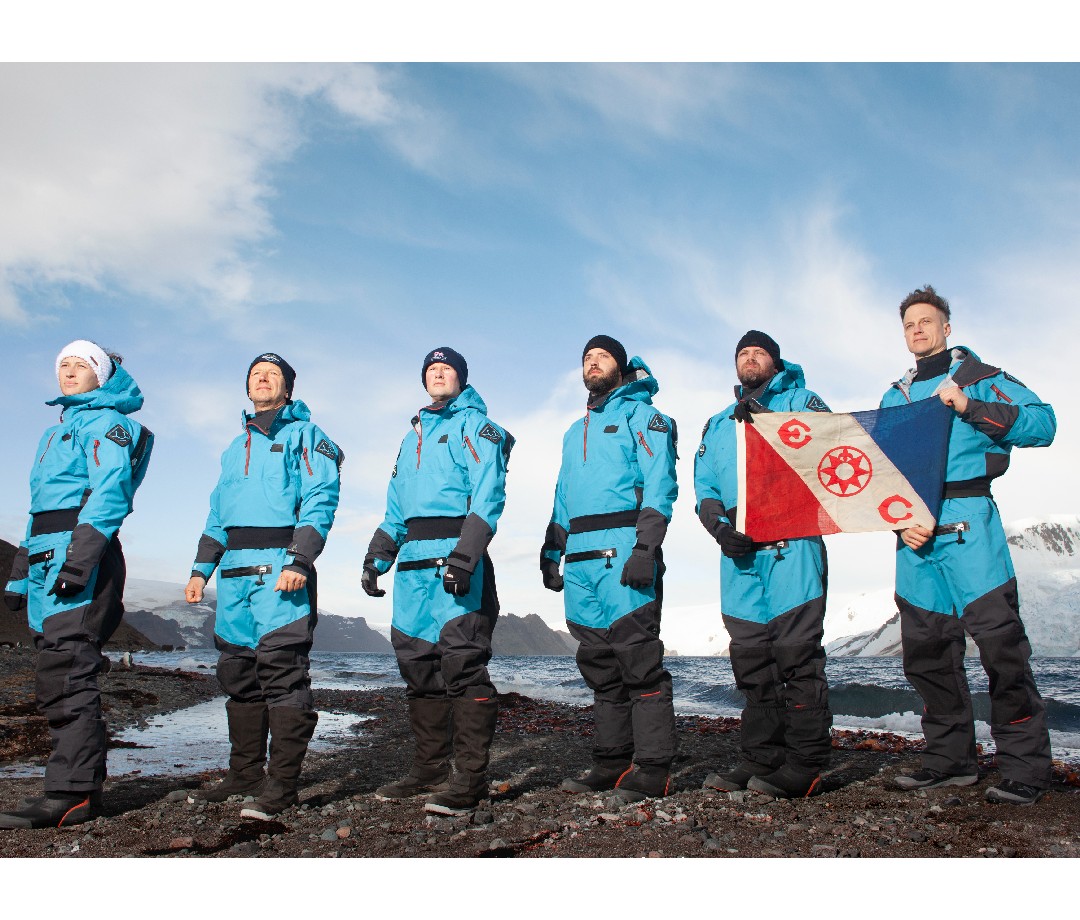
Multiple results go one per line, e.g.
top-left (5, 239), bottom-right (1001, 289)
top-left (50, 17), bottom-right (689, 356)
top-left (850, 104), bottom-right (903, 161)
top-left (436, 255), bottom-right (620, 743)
top-left (736, 398), bottom-right (952, 542)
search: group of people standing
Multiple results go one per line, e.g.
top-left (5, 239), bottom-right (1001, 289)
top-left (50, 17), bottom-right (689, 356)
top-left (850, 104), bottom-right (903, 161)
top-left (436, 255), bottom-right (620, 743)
top-left (0, 283), bottom-right (1056, 830)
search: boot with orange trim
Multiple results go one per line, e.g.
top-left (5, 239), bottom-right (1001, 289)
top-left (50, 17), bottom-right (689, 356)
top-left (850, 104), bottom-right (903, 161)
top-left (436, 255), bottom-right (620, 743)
top-left (612, 762), bottom-right (671, 803)
top-left (0, 790), bottom-right (102, 828)
top-left (747, 765), bottom-right (822, 798)
top-left (560, 754), bottom-right (633, 793)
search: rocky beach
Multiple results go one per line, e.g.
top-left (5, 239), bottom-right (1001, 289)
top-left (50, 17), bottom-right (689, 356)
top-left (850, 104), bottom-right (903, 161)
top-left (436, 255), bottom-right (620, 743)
top-left (0, 646), bottom-right (1078, 859)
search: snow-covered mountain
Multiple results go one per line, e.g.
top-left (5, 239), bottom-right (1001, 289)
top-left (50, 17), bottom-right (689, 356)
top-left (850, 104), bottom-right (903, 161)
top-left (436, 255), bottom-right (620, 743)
top-left (826, 516), bottom-right (1080, 657)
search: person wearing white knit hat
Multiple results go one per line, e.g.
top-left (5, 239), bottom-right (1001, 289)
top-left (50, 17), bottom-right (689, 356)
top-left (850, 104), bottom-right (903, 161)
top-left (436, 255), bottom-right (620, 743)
top-left (1, 341), bottom-right (153, 829)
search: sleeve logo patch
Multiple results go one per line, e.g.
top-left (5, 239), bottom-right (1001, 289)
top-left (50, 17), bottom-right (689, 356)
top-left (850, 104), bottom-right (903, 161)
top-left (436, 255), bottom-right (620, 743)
top-left (391, 463), bottom-right (398, 478)
top-left (647, 414), bottom-right (669, 433)
top-left (314, 439), bottom-right (337, 461)
top-left (806, 395), bottom-right (829, 413)
top-left (479, 424), bottom-right (503, 444)
top-left (1003, 372), bottom-right (1027, 388)
top-left (105, 424), bottom-right (132, 448)
top-left (698, 443), bottom-right (707, 457)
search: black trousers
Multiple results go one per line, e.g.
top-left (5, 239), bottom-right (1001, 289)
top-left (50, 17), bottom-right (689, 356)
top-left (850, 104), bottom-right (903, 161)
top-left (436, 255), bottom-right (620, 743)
top-left (33, 538), bottom-right (126, 794)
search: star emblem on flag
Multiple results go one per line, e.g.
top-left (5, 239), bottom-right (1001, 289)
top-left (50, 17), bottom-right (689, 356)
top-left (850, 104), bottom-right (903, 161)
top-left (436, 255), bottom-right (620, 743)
top-left (817, 446), bottom-right (873, 496)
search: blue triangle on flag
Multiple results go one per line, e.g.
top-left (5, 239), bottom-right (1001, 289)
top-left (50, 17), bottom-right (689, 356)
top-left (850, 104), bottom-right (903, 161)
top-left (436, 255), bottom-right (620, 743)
top-left (850, 399), bottom-right (952, 512)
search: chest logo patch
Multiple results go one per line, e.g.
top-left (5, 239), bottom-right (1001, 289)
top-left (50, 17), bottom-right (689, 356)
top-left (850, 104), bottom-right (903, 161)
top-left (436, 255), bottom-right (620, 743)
top-left (479, 424), bottom-right (502, 444)
top-left (315, 439), bottom-right (337, 461)
top-left (647, 414), bottom-right (669, 434)
top-left (105, 424), bottom-right (132, 448)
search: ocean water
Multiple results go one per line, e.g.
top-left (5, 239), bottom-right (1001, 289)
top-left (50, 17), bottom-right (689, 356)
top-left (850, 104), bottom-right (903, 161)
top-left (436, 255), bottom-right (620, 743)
top-left (4, 651), bottom-right (1078, 780)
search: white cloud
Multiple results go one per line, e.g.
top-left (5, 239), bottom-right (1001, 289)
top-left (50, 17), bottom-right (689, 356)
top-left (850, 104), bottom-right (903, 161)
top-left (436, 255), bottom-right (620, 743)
top-left (0, 63), bottom-right (412, 323)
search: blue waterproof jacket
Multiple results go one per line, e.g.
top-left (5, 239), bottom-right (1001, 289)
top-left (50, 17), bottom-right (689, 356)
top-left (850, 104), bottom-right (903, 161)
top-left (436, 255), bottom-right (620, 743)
top-left (879, 346), bottom-right (1056, 484)
top-left (191, 400), bottom-right (341, 579)
top-left (543, 357), bottom-right (678, 564)
top-left (369, 385), bottom-right (513, 575)
top-left (695, 359), bottom-right (827, 525)
top-left (6, 365), bottom-right (153, 598)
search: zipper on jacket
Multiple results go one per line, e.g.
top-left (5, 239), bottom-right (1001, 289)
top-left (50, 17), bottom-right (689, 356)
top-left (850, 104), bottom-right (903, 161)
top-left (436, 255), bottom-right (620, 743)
top-left (93, 439), bottom-right (101, 466)
top-left (303, 447), bottom-right (313, 475)
top-left (38, 432), bottom-right (56, 464)
top-left (637, 430), bottom-right (654, 458)
top-left (464, 435), bottom-right (480, 463)
top-left (244, 430), bottom-right (252, 476)
top-left (583, 411), bottom-right (590, 462)
top-left (415, 420), bottom-right (423, 469)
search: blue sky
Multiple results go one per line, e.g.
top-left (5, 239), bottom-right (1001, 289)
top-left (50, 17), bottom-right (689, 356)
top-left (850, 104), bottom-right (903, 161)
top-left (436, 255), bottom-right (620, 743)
top-left (1, 63), bottom-right (1076, 633)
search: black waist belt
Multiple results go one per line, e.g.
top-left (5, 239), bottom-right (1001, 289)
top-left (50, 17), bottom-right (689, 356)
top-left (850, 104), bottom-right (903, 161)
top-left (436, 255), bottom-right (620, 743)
top-left (752, 539), bottom-right (789, 553)
top-left (934, 521), bottom-right (970, 543)
top-left (398, 556), bottom-right (448, 572)
top-left (565, 548), bottom-right (619, 568)
top-left (405, 517), bottom-right (465, 542)
top-left (568, 510), bottom-right (639, 534)
top-left (942, 479), bottom-right (993, 499)
top-left (226, 527), bottom-right (294, 550)
top-left (28, 549), bottom-right (55, 566)
top-left (30, 509), bottom-right (80, 536)
top-left (221, 564), bottom-right (275, 582)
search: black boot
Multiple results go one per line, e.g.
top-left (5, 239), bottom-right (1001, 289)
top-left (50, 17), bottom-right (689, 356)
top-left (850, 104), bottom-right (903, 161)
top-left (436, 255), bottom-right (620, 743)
top-left (190, 700), bottom-right (269, 803)
top-left (703, 760), bottom-right (776, 792)
top-left (560, 755), bottom-right (633, 793)
top-left (241, 708), bottom-right (318, 820)
top-left (375, 697), bottom-right (452, 799)
top-left (425, 697), bottom-right (497, 816)
top-left (613, 763), bottom-right (671, 803)
top-left (747, 764), bottom-right (823, 798)
top-left (0, 791), bottom-right (102, 829)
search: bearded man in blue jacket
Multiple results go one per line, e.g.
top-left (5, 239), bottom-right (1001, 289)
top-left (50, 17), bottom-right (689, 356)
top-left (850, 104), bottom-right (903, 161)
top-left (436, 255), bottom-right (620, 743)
top-left (541, 335), bottom-right (679, 803)
top-left (694, 331), bottom-right (832, 799)
top-left (363, 347), bottom-right (513, 816)
top-left (185, 353), bottom-right (341, 820)
top-left (882, 286), bottom-right (1055, 806)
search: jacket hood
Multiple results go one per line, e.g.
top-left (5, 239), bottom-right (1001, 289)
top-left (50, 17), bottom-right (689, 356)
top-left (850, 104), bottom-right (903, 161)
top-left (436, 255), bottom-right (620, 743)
top-left (240, 399), bottom-right (312, 430)
top-left (47, 364), bottom-right (144, 416)
top-left (738, 359), bottom-right (806, 399)
top-left (591, 356), bottom-right (658, 409)
top-left (424, 384), bottom-right (487, 417)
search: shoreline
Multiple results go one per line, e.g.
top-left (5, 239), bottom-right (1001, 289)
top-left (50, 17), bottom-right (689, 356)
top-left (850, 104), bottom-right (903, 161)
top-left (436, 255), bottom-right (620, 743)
top-left (1, 648), bottom-right (1079, 858)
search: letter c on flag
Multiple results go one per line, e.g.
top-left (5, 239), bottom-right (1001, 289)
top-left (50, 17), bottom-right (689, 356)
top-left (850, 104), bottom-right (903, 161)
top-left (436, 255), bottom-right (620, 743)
top-left (778, 419), bottom-right (813, 449)
top-left (878, 494), bottom-right (913, 524)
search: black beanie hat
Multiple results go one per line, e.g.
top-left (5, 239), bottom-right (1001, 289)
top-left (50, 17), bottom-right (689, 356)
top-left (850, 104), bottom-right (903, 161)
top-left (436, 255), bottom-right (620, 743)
top-left (582, 334), bottom-right (629, 372)
top-left (422, 346), bottom-right (469, 388)
top-left (735, 330), bottom-right (783, 370)
top-left (247, 352), bottom-right (296, 397)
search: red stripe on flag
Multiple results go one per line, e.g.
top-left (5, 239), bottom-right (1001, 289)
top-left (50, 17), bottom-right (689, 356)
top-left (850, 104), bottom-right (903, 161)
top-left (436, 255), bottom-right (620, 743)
top-left (743, 423), bottom-right (840, 542)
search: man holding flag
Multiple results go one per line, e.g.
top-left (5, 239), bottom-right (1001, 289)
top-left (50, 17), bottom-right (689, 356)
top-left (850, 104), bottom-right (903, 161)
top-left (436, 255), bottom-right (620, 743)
top-left (882, 285), bottom-right (1055, 806)
top-left (694, 331), bottom-right (833, 799)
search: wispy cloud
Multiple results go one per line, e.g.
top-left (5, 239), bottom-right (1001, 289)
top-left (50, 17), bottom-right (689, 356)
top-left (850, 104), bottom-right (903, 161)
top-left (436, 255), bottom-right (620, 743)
top-left (0, 63), bottom-right (415, 324)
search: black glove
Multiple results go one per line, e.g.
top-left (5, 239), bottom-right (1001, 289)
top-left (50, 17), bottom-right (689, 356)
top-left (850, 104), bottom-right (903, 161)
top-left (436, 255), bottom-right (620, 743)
top-left (48, 571), bottom-right (87, 598)
top-left (620, 551), bottom-right (656, 589)
top-left (361, 565), bottom-right (385, 598)
top-left (540, 558), bottom-right (564, 592)
top-left (442, 565), bottom-right (471, 596)
top-left (717, 524), bottom-right (754, 558)
top-left (731, 400), bottom-right (755, 424)
top-left (3, 592), bottom-right (26, 612)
